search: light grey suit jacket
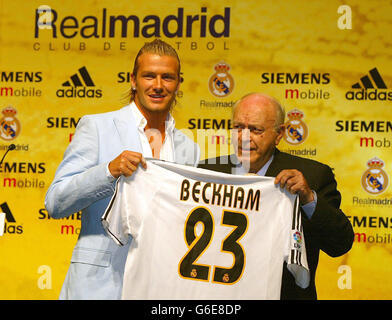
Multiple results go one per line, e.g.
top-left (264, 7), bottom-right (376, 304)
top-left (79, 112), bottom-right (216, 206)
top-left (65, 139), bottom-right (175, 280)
top-left (45, 104), bottom-right (200, 299)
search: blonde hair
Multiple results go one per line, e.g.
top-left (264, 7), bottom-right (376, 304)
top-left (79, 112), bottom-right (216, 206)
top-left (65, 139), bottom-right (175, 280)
top-left (125, 39), bottom-right (180, 103)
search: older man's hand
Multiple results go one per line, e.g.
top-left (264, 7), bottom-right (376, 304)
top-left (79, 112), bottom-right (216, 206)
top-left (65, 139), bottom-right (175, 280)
top-left (275, 169), bottom-right (314, 205)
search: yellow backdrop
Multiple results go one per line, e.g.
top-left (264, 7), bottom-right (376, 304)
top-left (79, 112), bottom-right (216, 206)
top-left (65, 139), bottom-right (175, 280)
top-left (0, 0), bottom-right (391, 299)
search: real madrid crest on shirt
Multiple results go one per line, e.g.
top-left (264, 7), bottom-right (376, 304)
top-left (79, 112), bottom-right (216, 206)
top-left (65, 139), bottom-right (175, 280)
top-left (283, 109), bottom-right (308, 145)
top-left (0, 106), bottom-right (21, 141)
top-left (361, 157), bottom-right (389, 195)
top-left (208, 62), bottom-right (234, 97)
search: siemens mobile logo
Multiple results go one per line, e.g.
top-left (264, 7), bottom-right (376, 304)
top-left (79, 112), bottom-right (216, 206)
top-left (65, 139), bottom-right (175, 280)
top-left (0, 72), bottom-right (43, 98)
top-left (39, 208), bottom-right (82, 235)
top-left (261, 72), bottom-right (331, 101)
top-left (34, 7), bottom-right (231, 39)
top-left (261, 72), bottom-right (330, 85)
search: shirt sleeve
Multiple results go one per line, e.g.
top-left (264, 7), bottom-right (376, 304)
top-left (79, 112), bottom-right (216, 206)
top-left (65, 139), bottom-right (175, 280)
top-left (45, 116), bottom-right (116, 218)
top-left (106, 162), bottom-right (117, 182)
top-left (301, 190), bottom-right (317, 219)
top-left (286, 196), bottom-right (310, 289)
top-left (101, 176), bottom-right (131, 246)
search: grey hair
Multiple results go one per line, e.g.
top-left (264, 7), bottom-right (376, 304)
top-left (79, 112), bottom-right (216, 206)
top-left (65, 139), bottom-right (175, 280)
top-left (232, 92), bottom-right (285, 131)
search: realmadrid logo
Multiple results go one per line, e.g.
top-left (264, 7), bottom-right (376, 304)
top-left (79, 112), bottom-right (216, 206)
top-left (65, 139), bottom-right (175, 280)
top-left (208, 62), bottom-right (234, 97)
top-left (0, 106), bottom-right (21, 141)
top-left (283, 109), bottom-right (308, 145)
top-left (222, 273), bottom-right (230, 283)
top-left (190, 268), bottom-right (197, 278)
top-left (361, 157), bottom-right (389, 195)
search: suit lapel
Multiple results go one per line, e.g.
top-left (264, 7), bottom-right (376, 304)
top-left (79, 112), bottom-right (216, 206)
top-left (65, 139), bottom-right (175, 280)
top-left (113, 103), bottom-right (143, 152)
top-left (265, 149), bottom-right (284, 177)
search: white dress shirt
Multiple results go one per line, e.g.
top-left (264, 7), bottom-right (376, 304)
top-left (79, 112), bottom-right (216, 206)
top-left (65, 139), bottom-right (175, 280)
top-left (130, 102), bottom-right (175, 162)
top-left (106, 102), bottom-right (175, 180)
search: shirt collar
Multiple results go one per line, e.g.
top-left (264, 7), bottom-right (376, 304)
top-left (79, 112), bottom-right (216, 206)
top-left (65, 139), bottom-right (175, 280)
top-left (165, 113), bottom-right (175, 135)
top-left (130, 101), bottom-right (175, 134)
top-left (234, 154), bottom-right (274, 176)
top-left (255, 154), bottom-right (274, 176)
top-left (130, 102), bottom-right (147, 131)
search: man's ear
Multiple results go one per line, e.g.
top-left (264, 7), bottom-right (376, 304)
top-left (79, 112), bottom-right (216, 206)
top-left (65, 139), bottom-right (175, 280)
top-left (131, 73), bottom-right (136, 90)
top-left (275, 124), bottom-right (285, 145)
top-left (175, 78), bottom-right (180, 93)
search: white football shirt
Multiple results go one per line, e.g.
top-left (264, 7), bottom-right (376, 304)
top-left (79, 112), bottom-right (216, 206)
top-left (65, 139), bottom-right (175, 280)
top-left (102, 159), bottom-right (309, 300)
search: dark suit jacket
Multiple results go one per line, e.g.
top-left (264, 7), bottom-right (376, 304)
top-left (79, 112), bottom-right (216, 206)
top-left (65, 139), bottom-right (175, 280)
top-left (198, 149), bottom-right (354, 300)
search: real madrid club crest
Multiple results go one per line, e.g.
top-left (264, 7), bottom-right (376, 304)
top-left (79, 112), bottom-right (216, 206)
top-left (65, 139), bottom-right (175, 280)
top-left (0, 106), bottom-right (21, 141)
top-left (283, 109), bottom-right (308, 145)
top-left (208, 62), bottom-right (234, 97)
top-left (362, 157), bottom-right (389, 195)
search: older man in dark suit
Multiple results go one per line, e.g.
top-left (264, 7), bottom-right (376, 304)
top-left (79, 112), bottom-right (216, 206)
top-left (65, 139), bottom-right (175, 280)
top-left (198, 92), bottom-right (354, 300)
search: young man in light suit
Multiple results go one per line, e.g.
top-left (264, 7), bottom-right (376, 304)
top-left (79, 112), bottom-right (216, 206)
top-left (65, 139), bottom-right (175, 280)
top-left (45, 39), bottom-right (200, 299)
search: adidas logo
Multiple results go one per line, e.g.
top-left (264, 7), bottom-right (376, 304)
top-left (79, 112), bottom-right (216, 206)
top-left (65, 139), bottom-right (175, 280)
top-left (0, 202), bottom-right (23, 235)
top-left (346, 67), bottom-right (392, 101)
top-left (351, 68), bottom-right (387, 89)
top-left (56, 66), bottom-right (102, 98)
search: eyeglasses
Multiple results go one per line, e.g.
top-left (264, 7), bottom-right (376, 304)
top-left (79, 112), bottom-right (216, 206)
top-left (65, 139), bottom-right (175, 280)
top-left (232, 124), bottom-right (266, 136)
